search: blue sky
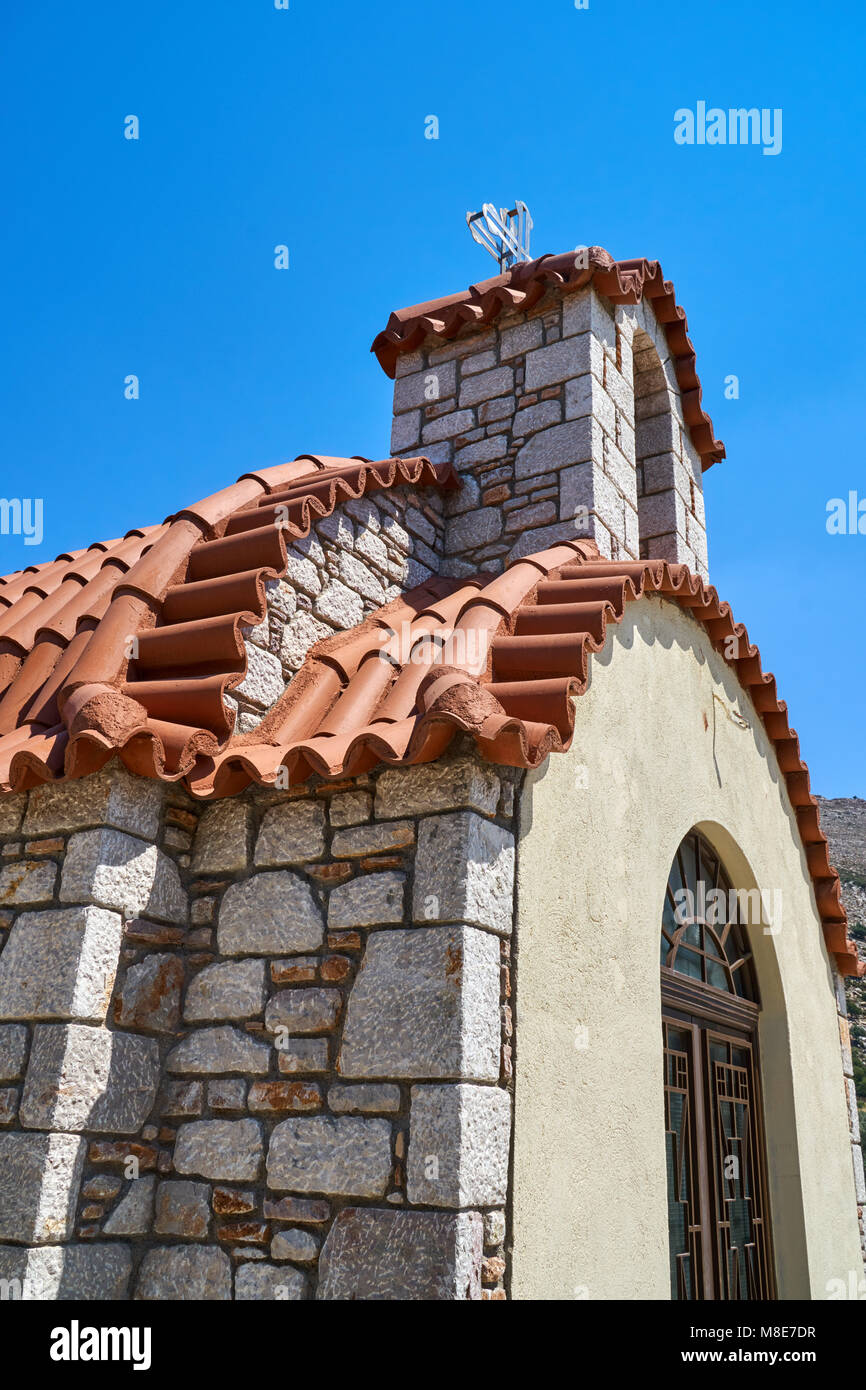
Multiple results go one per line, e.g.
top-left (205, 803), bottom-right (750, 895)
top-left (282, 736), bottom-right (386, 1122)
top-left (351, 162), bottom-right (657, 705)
top-left (1, 0), bottom-right (864, 795)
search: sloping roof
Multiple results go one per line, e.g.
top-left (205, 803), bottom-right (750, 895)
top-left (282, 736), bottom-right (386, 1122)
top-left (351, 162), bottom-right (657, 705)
top-left (196, 536), bottom-right (858, 975)
top-left (0, 459), bottom-right (858, 975)
top-left (371, 245), bottom-right (725, 470)
top-left (0, 454), bottom-right (456, 792)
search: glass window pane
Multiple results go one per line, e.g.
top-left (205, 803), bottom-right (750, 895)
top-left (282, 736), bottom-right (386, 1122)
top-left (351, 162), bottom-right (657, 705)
top-left (673, 946), bottom-right (702, 980)
top-left (668, 856), bottom-right (685, 909)
top-left (706, 956), bottom-right (730, 992)
top-left (662, 892), bottom-right (680, 938)
top-left (680, 838), bottom-right (698, 894)
top-left (682, 919), bottom-right (701, 947)
top-left (660, 835), bottom-right (772, 1299)
top-left (661, 833), bottom-right (758, 1003)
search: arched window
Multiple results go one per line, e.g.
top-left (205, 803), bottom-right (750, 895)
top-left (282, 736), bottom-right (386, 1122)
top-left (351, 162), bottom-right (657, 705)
top-left (661, 831), bottom-right (775, 1301)
top-left (660, 831), bottom-right (758, 999)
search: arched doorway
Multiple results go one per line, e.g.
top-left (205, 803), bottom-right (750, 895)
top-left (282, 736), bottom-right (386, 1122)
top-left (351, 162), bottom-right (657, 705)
top-left (661, 829), bottom-right (776, 1299)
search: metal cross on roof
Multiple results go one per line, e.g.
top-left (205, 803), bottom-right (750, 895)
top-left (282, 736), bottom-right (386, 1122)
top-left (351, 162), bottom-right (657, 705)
top-left (466, 201), bottom-right (533, 271)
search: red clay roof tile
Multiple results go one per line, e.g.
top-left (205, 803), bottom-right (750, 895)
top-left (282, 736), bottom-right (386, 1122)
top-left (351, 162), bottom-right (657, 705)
top-left (371, 246), bottom-right (724, 469)
top-left (0, 454), bottom-right (456, 791)
top-left (0, 452), bottom-right (857, 977)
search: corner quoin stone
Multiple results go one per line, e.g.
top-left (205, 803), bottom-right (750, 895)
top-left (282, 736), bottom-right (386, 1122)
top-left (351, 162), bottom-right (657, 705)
top-left (413, 812), bottom-right (514, 935)
top-left (0, 1132), bottom-right (85, 1244)
top-left (0, 1242), bottom-right (132, 1300)
top-left (60, 828), bottom-right (187, 925)
top-left (316, 1207), bottom-right (483, 1300)
top-left (21, 763), bottom-right (163, 841)
top-left (0, 906), bottom-right (123, 1023)
top-left (406, 1083), bottom-right (511, 1208)
top-left (338, 926), bottom-right (500, 1081)
top-left (19, 1024), bottom-right (161, 1133)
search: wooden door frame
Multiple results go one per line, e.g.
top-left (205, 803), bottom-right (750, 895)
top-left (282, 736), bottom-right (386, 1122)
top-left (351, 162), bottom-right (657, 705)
top-left (702, 1023), bottom-right (776, 1300)
top-left (662, 968), bottom-right (777, 1301)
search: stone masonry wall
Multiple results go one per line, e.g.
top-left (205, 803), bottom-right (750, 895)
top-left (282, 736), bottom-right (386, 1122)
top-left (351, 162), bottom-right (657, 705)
top-left (632, 318), bottom-right (708, 575)
top-left (389, 283), bottom-right (709, 580)
top-left (0, 747), bottom-right (517, 1300)
top-left (227, 485), bottom-right (446, 732)
top-left (833, 968), bottom-right (866, 1258)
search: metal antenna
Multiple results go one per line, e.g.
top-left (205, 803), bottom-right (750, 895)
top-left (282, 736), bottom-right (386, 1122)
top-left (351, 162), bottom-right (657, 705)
top-left (466, 202), bottom-right (533, 271)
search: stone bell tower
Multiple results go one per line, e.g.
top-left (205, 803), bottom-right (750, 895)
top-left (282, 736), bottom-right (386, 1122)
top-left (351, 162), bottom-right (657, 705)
top-left (372, 245), bottom-right (721, 580)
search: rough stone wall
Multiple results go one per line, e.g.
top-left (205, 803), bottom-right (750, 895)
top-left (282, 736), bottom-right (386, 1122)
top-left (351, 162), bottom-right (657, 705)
top-left (389, 285), bottom-right (708, 579)
top-left (833, 968), bottom-right (866, 1258)
top-left (0, 766), bottom-right (187, 1299)
top-left (0, 748), bottom-right (516, 1300)
top-left (813, 796), bottom-right (866, 1256)
top-left (629, 309), bottom-right (708, 576)
top-left (227, 486), bottom-right (446, 732)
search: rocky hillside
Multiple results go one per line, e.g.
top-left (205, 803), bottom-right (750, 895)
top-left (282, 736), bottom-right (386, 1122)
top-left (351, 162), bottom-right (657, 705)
top-left (817, 796), bottom-right (866, 1142)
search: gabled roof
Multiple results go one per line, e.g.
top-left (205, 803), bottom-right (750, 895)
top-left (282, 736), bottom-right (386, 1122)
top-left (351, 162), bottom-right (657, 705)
top-left (0, 463), bottom-right (859, 976)
top-left (371, 245), bottom-right (725, 469)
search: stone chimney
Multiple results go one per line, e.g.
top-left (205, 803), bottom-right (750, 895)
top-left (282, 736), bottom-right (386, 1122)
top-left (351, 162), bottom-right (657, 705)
top-left (376, 253), bottom-right (717, 581)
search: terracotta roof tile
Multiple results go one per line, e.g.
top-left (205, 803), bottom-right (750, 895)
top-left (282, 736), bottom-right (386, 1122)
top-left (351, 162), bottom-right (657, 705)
top-left (0, 452), bottom-right (857, 976)
top-left (194, 539), bottom-right (858, 976)
top-left (371, 246), bottom-right (724, 469)
top-left (0, 452), bottom-right (456, 784)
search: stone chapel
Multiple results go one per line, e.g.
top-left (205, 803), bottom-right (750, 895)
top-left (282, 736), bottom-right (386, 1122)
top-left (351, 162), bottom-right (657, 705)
top-left (0, 246), bottom-right (862, 1300)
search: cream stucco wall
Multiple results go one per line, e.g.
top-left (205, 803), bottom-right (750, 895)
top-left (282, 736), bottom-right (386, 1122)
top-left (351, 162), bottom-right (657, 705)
top-left (510, 595), bottom-right (861, 1300)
